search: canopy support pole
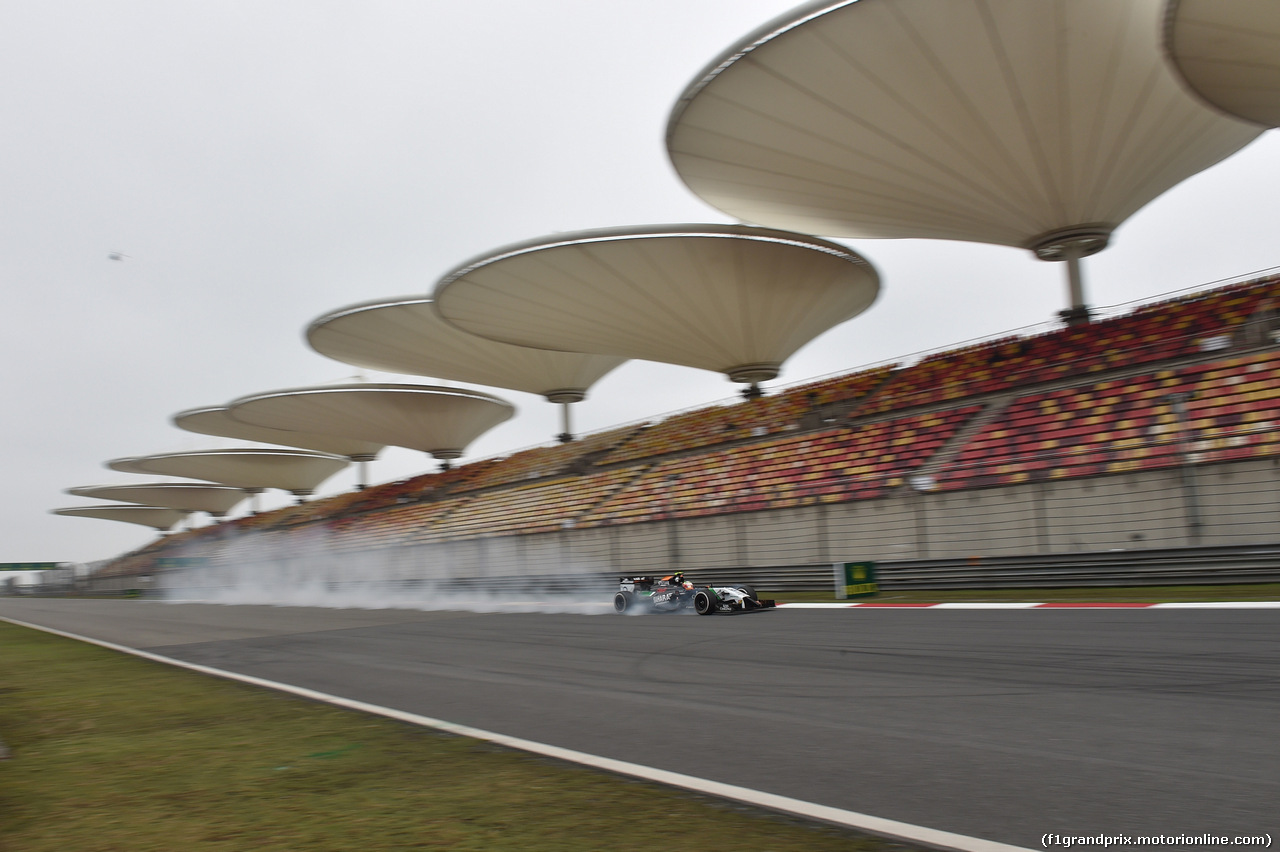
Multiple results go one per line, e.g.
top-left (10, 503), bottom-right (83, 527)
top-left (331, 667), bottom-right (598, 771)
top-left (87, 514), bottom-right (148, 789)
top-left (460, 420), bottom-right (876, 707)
top-left (557, 402), bottom-right (573, 444)
top-left (1058, 248), bottom-right (1092, 326)
top-left (1030, 226), bottom-right (1110, 327)
top-left (349, 454), bottom-right (377, 491)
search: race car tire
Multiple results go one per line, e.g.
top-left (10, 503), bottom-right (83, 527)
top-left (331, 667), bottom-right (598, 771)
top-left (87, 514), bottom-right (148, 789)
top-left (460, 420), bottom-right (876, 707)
top-left (693, 589), bottom-right (717, 615)
top-left (735, 584), bottom-right (759, 602)
top-left (614, 591), bottom-right (634, 614)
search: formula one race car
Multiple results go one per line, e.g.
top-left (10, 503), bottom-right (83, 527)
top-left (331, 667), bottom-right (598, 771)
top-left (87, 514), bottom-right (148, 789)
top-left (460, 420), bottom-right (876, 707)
top-left (613, 572), bottom-right (776, 615)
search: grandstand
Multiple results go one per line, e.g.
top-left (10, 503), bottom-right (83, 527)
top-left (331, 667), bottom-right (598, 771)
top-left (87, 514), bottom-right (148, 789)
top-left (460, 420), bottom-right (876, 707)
top-left (91, 272), bottom-right (1280, 591)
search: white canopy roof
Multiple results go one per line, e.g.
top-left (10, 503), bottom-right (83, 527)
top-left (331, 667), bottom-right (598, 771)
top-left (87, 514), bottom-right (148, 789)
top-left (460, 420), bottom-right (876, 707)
top-left (1164, 0), bottom-right (1280, 127)
top-left (432, 224), bottom-right (879, 386)
top-left (108, 449), bottom-right (349, 495)
top-left (53, 505), bottom-right (186, 531)
top-left (227, 383), bottom-right (514, 460)
top-left (67, 483), bottom-right (248, 516)
top-left (307, 297), bottom-right (626, 404)
top-left (174, 405), bottom-right (384, 461)
top-left (666, 0), bottom-right (1262, 255)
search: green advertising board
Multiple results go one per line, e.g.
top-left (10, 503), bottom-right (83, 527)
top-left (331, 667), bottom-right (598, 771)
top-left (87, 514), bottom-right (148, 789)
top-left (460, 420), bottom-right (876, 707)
top-left (834, 561), bottom-right (878, 599)
top-left (155, 557), bottom-right (209, 570)
top-left (0, 562), bottom-right (62, 571)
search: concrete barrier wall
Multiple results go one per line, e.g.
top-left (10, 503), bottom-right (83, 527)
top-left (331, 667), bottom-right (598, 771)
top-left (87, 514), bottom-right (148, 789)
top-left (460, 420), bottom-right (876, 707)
top-left (564, 527), bottom-right (612, 574)
top-left (112, 458), bottom-right (1280, 587)
top-left (447, 538), bottom-right (485, 577)
top-left (556, 458), bottom-right (1280, 573)
top-left (1042, 472), bottom-right (1189, 551)
top-left (1198, 459), bottom-right (1280, 542)
top-left (614, 523), bottom-right (667, 573)
top-left (519, 534), bottom-right (562, 575)
top-left (484, 535), bottom-right (524, 577)
top-left (676, 515), bottom-right (743, 569)
top-left (742, 506), bottom-right (824, 565)
top-left (825, 498), bottom-right (918, 563)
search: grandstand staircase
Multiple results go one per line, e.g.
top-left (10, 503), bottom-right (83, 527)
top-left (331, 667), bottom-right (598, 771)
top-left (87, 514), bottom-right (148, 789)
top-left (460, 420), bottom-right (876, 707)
top-left (800, 372), bottom-right (897, 428)
top-left (899, 393), bottom-right (1015, 490)
top-left (1235, 295), bottom-right (1280, 348)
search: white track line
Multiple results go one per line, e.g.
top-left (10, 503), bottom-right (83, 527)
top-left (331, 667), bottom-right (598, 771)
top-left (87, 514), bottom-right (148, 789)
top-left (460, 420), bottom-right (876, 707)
top-left (1, 614), bottom-right (1031, 852)
top-left (1152, 601), bottom-right (1280, 608)
top-left (776, 602), bottom-right (1280, 609)
top-left (776, 602), bottom-right (864, 608)
top-left (928, 602), bottom-right (1042, 609)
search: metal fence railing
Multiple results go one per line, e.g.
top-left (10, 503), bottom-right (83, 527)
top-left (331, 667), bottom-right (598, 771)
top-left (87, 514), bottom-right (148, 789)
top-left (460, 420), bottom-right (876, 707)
top-left (95, 542), bottom-right (1280, 600)
top-left (874, 543), bottom-right (1280, 590)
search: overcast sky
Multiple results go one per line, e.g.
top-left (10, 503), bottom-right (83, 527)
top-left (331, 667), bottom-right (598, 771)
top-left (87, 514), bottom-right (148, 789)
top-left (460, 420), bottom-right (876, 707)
top-left (4, 0), bottom-right (1279, 564)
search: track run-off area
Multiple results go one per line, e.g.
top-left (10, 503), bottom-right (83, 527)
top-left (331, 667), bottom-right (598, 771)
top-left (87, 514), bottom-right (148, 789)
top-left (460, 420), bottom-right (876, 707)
top-left (2, 598), bottom-right (1276, 851)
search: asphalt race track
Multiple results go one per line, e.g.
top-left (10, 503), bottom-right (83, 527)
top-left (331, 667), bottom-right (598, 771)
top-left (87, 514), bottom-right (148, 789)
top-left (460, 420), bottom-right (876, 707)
top-left (3, 598), bottom-right (1277, 849)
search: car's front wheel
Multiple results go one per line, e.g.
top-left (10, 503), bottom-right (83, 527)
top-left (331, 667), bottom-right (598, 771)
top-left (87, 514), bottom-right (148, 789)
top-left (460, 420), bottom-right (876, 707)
top-left (693, 589), bottom-right (717, 615)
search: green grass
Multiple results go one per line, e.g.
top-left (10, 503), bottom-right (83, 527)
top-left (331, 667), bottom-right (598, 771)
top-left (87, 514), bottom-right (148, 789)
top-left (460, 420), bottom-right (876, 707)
top-left (769, 583), bottom-right (1280, 603)
top-left (0, 621), bottom-right (904, 852)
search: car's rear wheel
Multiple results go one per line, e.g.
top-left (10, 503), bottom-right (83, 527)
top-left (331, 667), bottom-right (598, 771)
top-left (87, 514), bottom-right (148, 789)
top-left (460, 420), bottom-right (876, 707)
top-left (693, 589), bottom-right (717, 615)
top-left (614, 591), bottom-right (634, 614)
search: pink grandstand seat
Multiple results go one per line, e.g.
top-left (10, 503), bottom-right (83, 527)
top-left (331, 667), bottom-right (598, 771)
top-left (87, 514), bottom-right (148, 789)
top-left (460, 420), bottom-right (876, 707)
top-left (601, 366), bottom-right (891, 465)
top-left (454, 425), bottom-right (644, 493)
top-left (414, 467), bottom-right (644, 540)
top-left (860, 274), bottom-right (1280, 417)
top-left (935, 348), bottom-right (1280, 488)
top-left (338, 462), bottom-right (499, 516)
top-left (580, 406), bottom-right (980, 526)
top-left (777, 364), bottom-right (895, 408)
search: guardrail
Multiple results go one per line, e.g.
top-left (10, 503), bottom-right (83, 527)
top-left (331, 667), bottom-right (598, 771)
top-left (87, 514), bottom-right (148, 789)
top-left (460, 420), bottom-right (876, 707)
top-left (875, 544), bottom-right (1280, 589)
top-left (685, 544), bottom-right (1280, 592)
top-left (429, 545), bottom-right (1280, 592)
top-left (91, 543), bottom-right (1280, 598)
